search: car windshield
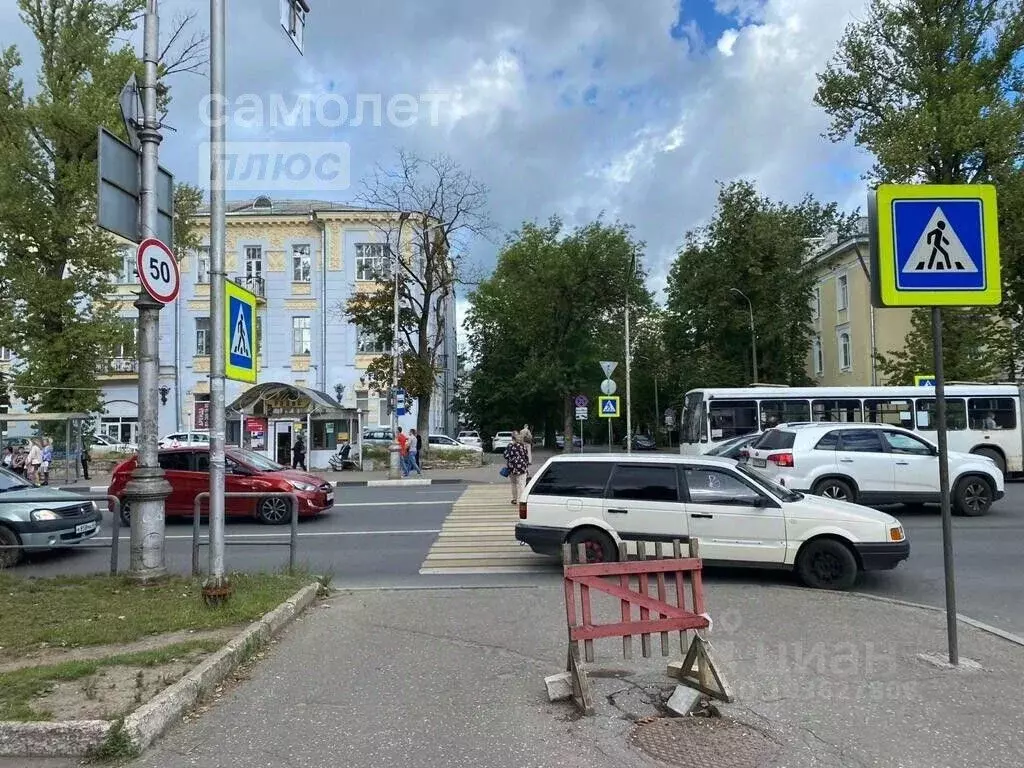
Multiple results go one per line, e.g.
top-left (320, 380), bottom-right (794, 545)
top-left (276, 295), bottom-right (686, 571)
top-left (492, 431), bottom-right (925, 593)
top-left (0, 466), bottom-right (31, 493)
top-left (231, 448), bottom-right (286, 472)
top-left (736, 464), bottom-right (803, 502)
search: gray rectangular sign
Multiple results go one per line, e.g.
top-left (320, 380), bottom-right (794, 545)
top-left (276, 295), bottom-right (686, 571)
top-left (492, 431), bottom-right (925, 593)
top-left (97, 127), bottom-right (174, 247)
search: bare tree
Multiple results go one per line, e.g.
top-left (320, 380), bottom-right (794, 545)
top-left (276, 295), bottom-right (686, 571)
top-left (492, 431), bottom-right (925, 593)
top-left (346, 150), bottom-right (491, 442)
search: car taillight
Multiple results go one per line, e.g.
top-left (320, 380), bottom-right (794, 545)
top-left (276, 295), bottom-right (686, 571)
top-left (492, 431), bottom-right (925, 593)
top-left (519, 502), bottom-right (527, 519)
top-left (768, 452), bottom-right (794, 468)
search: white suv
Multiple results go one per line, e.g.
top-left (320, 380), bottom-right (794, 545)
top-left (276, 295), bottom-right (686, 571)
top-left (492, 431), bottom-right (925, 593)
top-left (745, 423), bottom-right (1004, 516)
top-left (515, 454), bottom-right (909, 590)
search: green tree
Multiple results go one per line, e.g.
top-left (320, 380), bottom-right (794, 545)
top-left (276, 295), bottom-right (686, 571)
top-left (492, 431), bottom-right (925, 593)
top-left (463, 217), bottom-right (650, 446)
top-left (663, 180), bottom-right (858, 399)
top-left (173, 182), bottom-right (204, 259)
top-left (815, 0), bottom-right (1024, 377)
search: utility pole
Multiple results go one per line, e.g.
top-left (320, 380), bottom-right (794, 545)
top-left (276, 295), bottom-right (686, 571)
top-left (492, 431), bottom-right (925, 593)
top-left (206, 0), bottom-right (229, 597)
top-left (731, 288), bottom-right (758, 384)
top-left (624, 259), bottom-right (633, 455)
top-left (390, 212), bottom-right (410, 479)
top-left (125, 0), bottom-right (170, 582)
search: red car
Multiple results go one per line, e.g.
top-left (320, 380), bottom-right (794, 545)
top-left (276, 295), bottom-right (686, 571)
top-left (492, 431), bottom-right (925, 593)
top-left (108, 447), bottom-right (334, 525)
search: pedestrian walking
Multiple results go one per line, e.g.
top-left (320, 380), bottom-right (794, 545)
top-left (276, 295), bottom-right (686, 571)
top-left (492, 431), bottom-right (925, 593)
top-left (81, 436), bottom-right (91, 480)
top-left (40, 438), bottom-right (53, 485)
top-left (520, 423), bottom-right (534, 467)
top-left (26, 438), bottom-right (42, 485)
top-left (291, 435), bottom-right (307, 471)
top-left (408, 428), bottom-right (423, 475)
top-left (504, 430), bottom-right (530, 505)
top-left (395, 427), bottom-right (410, 477)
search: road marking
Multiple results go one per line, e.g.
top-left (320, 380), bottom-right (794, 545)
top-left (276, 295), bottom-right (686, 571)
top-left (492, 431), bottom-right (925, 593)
top-left (93, 529), bottom-right (441, 542)
top-left (332, 500), bottom-right (451, 508)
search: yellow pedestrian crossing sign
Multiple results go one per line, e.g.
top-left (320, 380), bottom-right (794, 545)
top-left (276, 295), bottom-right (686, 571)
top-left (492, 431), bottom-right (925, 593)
top-left (225, 280), bottom-right (257, 383)
top-left (598, 396), bottom-right (620, 418)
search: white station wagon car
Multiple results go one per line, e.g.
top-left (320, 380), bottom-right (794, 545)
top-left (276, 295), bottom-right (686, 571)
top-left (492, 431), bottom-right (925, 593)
top-left (159, 431), bottom-right (211, 449)
top-left (514, 454), bottom-right (909, 590)
top-left (745, 423), bottom-right (1004, 516)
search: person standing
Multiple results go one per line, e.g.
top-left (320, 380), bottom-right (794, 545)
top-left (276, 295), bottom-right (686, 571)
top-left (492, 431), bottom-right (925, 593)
top-left (40, 438), bottom-right (53, 485)
top-left (408, 428), bottom-right (423, 476)
top-left (395, 427), bottom-right (410, 477)
top-left (291, 434), bottom-right (307, 471)
top-left (81, 436), bottom-right (91, 480)
top-left (504, 430), bottom-right (530, 505)
top-left (26, 438), bottom-right (42, 485)
top-left (2, 446), bottom-right (12, 471)
top-left (11, 446), bottom-right (26, 476)
top-left (520, 423), bottom-right (534, 466)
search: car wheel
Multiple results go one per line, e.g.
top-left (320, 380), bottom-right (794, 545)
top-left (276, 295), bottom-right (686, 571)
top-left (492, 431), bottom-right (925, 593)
top-left (970, 447), bottom-right (1006, 477)
top-left (796, 538), bottom-right (858, 590)
top-left (118, 501), bottom-right (131, 527)
top-left (0, 525), bottom-right (22, 568)
top-left (953, 475), bottom-right (993, 517)
top-left (566, 528), bottom-right (617, 564)
top-left (812, 478), bottom-right (855, 503)
top-left (257, 496), bottom-right (292, 525)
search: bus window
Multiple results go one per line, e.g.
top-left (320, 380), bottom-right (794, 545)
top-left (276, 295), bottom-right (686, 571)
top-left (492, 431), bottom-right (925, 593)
top-left (811, 399), bottom-right (863, 423)
top-left (968, 397), bottom-right (1017, 430)
top-left (759, 399), bottom-right (810, 429)
top-left (915, 398), bottom-right (966, 430)
top-left (708, 400), bottom-right (758, 440)
top-left (864, 399), bottom-right (914, 429)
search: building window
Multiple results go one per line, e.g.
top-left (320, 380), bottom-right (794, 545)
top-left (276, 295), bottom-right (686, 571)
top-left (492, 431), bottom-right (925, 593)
top-left (838, 329), bottom-right (852, 371)
top-left (292, 244), bottom-right (312, 282)
top-left (356, 326), bottom-right (391, 355)
top-left (811, 285), bottom-right (821, 320)
top-left (195, 317), bottom-right (211, 356)
top-left (0, 347), bottom-right (11, 362)
top-left (112, 319), bottom-right (136, 360)
top-left (245, 245), bottom-right (263, 281)
top-left (812, 337), bottom-right (823, 376)
top-left (837, 273), bottom-right (848, 311)
top-left (292, 316), bottom-right (311, 355)
top-left (197, 246), bottom-right (210, 283)
top-left (102, 417), bottom-right (138, 445)
top-left (356, 389), bottom-right (369, 414)
top-left (355, 243), bottom-right (390, 281)
top-left (194, 394), bottom-right (211, 430)
top-left (119, 248), bottom-right (138, 284)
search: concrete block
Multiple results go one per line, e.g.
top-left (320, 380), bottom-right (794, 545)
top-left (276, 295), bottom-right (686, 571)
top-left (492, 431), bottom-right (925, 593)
top-left (666, 685), bottom-right (702, 716)
top-left (544, 672), bottom-right (573, 701)
top-left (0, 720), bottom-right (111, 758)
top-left (666, 660), bottom-right (684, 679)
top-left (917, 653), bottom-right (983, 671)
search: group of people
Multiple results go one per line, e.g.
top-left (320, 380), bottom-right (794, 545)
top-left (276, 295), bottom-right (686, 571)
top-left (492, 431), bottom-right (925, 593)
top-left (503, 424), bottom-right (534, 505)
top-left (395, 427), bottom-right (423, 477)
top-left (2, 437), bottom-right (54, 485)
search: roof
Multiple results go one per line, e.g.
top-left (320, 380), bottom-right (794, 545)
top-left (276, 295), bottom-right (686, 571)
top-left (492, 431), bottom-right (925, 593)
top-left (540, 453), bottom-right (738, 467)
top-left (196, 198), bottom-right (396, 217)
top-left (227, 382), bottom-right (348, 414)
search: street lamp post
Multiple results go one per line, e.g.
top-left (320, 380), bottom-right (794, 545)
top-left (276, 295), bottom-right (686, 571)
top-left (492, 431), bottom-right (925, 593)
top-left (625, 253), bottom-right (636, 454)
top-left (730, 288), bottom-right (758, 385)
top-left (390, 212), bottom-right (410, 480)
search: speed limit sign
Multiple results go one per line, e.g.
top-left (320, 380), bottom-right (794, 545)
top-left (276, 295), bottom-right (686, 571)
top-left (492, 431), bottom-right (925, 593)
top-left (136, 238), bottom-right (180, 304)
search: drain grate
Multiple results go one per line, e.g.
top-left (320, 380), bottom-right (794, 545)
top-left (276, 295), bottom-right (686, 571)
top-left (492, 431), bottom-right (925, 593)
top-left (630, 715), bottom-right (780, 768)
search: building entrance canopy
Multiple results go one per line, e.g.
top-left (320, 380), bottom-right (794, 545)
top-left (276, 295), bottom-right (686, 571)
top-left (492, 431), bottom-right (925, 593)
top-left (227, 383), bottom-right (347, 417)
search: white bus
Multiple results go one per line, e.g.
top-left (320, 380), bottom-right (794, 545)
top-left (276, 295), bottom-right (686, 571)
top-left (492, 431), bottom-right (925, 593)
top-left (679, 384), bottom-right (1023, 475)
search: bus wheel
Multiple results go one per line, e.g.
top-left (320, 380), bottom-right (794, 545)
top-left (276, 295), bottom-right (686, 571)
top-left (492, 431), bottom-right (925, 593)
top-left (971, 447), bottom-right (1006, 477)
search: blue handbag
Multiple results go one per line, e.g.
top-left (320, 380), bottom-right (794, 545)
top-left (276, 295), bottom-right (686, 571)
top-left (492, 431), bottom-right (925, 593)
top-left (499, 466), bottom-right (510, 477)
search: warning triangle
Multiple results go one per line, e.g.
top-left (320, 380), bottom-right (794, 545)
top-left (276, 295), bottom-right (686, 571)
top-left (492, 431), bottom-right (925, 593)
top-left (674, 634), bottom-right (734, 703)
top-left (903, 207), bottom-right (978, 273)
top-left (602, 399), bottom-right (617, 414)
top-left (231, 308), bottom-right (252, 358)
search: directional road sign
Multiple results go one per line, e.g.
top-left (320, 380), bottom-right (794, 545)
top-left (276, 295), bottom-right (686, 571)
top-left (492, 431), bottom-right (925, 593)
top-left (598, 396), bottom-right (620, 418)
top-left (870, 184), bottom-right (1000, 307)
top-left (136, 238), bottom-right (179, 304)
top-left (915, 375), bottom-right (936, 387)
top-left (225, 280), bottom-right (258, 383)
top-left (600, 361), bottom-right (618, 378)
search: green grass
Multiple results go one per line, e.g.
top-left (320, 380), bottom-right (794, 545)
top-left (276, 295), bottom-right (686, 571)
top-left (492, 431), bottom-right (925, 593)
top-left (0, 640), bottom-right (223, 721)
top-left (0, 572), bottom-right (308, 654)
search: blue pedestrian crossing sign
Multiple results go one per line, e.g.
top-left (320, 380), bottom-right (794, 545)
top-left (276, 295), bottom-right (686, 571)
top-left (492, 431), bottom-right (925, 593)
top-left (598, 396), bottom-right (620, 418)
top-left (870, 184), bottom-right (1000, 307)
top-left (225, 280), bottom-right (257, 383)
top-left (914, 374), bottom-right (936, 387)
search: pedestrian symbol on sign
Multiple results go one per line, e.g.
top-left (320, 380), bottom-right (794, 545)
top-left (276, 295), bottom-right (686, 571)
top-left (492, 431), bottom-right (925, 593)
top-left (231, 305), bottom-right (252, 359)
top-left (903, 207), bottom-right (978, 274)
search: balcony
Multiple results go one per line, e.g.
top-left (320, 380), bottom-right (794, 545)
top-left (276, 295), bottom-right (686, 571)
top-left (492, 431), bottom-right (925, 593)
top-left (233, 275), bottom-right (267, 302)
top-left (97, 357), bottom-right (139, 378)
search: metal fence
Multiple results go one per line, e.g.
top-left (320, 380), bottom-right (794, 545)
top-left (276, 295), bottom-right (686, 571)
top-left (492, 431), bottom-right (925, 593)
top-left (191, 491), bottom-right (300, 577)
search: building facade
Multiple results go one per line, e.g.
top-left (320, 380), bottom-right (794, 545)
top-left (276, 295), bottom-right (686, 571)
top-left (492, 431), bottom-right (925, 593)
top-left (3, 197), bottom-right (459, 467)
top-left (804, 219), bottom-right (914, 386)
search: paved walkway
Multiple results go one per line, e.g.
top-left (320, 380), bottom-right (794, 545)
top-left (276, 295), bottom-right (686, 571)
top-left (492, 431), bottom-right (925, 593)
top-left (10, 581), bottom-right (1019, 768)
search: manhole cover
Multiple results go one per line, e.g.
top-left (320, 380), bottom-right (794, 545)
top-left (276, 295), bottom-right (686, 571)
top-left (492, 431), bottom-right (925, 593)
top-left (630, 716), bottom-right (780, 768)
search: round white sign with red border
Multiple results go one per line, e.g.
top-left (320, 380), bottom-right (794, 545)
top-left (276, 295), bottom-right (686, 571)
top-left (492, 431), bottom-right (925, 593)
top-left (136, 237), bottom-right (180, 303)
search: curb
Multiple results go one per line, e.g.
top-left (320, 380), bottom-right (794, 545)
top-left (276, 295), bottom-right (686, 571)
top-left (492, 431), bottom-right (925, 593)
top-left (335, 478), bottom-right (465, 487)
top-left (0, 582), bottom-right (320, 758)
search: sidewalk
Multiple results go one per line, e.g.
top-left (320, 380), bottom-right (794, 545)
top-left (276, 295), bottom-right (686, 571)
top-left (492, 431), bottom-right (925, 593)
top-left (26, 582), bottom-right (1012, 768)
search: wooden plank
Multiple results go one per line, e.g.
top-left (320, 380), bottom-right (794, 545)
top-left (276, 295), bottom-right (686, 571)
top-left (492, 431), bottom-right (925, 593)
top-left (656, 542), bottom-right (669, 657)
top-left (577, 543), bottom-right (594, 663)
top-left (673, 538), bottom-right (687, 654)
top-left (637, 542), bottom-right (651, 658)
top-left (618, 541), bottom-right (632, 660)
top-left (564, 557), bottom-right (701, 578)
top-left (570, 615), bottom-right (709, 641)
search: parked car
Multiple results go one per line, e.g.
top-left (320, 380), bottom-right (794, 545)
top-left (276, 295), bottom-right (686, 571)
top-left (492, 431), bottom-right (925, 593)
top-left (0, 467), bottom-right (102, 567)
top-left (514, 454), bottom-right (909, 590)
top-left (745, 423), bottom-right (1003, 516)
top-left (492, 431), bottom-right (514, 452)
top-left (622, 434), bottom-right (657, 451)
top-left (555, 433), bottom-right (584, 449)
top-left (703, 433), bottom-right (761, 461)
top-left (159, 431), bottom-right (211, 448)
top-left (108, 447), bottom-right (334, 525)
top-left (361, 428), bottom-right (395, 446)
top-left (429, 434), bottom-right (483, 453)
top-left (92, 434), bottom-right (137, 453)
top-left (457, 430), bottom-right (482, 448)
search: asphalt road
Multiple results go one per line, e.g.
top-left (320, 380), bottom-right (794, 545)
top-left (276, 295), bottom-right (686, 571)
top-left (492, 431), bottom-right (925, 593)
top-left (11, 480), bottom-right (1024, 637)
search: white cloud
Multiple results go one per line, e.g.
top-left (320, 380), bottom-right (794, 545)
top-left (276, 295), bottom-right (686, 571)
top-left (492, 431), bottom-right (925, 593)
top-left (717, 29), bottom-right (739, 56)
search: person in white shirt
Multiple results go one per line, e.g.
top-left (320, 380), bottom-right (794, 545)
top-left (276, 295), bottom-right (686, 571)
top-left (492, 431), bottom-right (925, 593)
top-left (26, 439), bottom-right (42, 485)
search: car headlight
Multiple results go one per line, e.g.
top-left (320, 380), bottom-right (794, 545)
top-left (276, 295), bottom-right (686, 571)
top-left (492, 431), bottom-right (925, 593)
top-left (889, 525), bottom-right (905, 542)
top-left (287, 480), bottom-right (318, 492)
top-left (31, 509), bottom-right (60, 521)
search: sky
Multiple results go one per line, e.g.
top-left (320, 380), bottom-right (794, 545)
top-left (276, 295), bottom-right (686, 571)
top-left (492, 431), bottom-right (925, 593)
top-left (1, 0), bottom-right (875, 335)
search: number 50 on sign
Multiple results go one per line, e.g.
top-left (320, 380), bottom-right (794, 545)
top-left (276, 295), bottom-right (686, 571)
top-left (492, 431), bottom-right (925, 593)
top-left (136, 238), bottom-right (180, 304)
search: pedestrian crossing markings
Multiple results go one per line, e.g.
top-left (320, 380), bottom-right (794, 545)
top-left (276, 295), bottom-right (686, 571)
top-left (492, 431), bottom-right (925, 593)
top-left (903, 206), bottom-right (978, 274)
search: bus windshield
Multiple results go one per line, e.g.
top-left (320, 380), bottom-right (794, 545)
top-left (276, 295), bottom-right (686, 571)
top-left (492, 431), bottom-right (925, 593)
top-left (682, 391), bottom-right (705, 443)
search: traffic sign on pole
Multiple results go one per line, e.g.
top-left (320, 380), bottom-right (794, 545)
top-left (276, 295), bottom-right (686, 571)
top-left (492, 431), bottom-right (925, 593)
top-left (225, 280), bottom-right (257, 383)
top-left (574, 395), bottom-right (589, 408)
top-left (598, 396), bottom-right (620, 418)
top-left (600, 379), bottom-right (617, 395)
top-left (136, 238), bottom-right (180, 304)
top-left (914, 374), bottom-right (936, 387)
top-left (870, 184), bottom-right (1000, 307)
top-left (600, 361), bottom-right (618, 378)
top-left (575, 406), bottom-right (588, 420)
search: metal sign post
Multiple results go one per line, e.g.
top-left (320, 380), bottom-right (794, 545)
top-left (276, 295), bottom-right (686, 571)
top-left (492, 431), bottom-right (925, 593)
top-left (870, 182), bottom-right (1001, 666)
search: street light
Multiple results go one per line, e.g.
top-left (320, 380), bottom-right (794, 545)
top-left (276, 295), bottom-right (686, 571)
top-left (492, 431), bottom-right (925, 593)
top-left (625, 252), bottom-right (637, 454)
top-left (730, 288), bottom-right (758, 384)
